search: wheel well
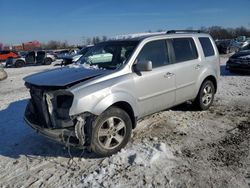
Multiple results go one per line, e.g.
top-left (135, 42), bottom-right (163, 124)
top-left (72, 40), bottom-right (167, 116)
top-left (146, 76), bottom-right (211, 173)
top-left (16, 60), bottom-right (25, 63)
top-left (45, 57), bottom-right (52, 61)
top-left (15, 60), bottom-right (25, 66)
top-left (111, 101), bottom-right (136, 129)
top-left (203, 75), bottom-right (217, 93)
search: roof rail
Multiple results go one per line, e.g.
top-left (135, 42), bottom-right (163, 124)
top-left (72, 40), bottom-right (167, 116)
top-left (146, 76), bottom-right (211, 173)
top-left (166, 30), bottom-right (201, 34)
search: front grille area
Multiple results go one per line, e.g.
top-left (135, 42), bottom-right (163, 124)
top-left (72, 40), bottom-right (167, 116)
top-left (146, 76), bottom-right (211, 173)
top-left (25, 84), bottom-right (75, 129)
top-left (29, 87), bottom-right (52, 128)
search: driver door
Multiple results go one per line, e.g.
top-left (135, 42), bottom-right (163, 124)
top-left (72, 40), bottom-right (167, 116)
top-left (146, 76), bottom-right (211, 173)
top-left (133, 40), bottom-right (176, 117)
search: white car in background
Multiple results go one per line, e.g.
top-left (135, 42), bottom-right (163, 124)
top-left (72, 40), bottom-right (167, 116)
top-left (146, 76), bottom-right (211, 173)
top-left (5, 51), bottom-right (56, 68)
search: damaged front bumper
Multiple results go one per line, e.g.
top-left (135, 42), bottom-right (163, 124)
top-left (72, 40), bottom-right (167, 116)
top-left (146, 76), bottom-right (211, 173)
top-left (24, 115), bottom-right (79, 146)
top-left (23, 84), bottom-right (87, 147)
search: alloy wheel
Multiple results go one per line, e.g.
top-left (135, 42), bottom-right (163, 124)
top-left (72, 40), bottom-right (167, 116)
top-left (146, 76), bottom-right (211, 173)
top-left (202, 85), bottom-right (213, 106)
top-left (97, 117), bottom-right (126, 150)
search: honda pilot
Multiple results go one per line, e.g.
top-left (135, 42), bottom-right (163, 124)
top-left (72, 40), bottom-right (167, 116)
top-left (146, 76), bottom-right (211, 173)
top-left (24, 30), bottom-right (220, 156)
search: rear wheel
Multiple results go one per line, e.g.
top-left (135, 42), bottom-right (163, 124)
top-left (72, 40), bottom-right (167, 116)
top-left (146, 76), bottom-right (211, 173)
top-left (15, 60), bottom-right (25, 68)
top-left (44, 58), bottom-right (52, 65)
top-left (88, 107), bottom-right (132, 157)
top-left (194, 80), bottom-right (215, 110)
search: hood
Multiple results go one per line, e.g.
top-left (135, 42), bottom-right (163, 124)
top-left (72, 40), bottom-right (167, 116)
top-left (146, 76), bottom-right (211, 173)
top-left (24, 64), bottom-right (110, 88)
top-left (231, 50), bottom-right (250, 59)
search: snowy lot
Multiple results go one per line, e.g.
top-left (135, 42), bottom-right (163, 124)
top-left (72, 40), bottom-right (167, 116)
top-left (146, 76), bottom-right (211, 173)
top-left (0, 57), bottom-right (249, 188)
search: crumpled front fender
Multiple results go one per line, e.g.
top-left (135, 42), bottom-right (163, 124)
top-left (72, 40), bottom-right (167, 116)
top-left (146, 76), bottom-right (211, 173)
top-left (69, 89), bottom-right (138, 117)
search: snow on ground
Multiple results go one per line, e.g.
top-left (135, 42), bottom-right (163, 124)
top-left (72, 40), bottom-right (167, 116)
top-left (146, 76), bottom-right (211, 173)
top-left (0, 57), bottom-right (249, 187)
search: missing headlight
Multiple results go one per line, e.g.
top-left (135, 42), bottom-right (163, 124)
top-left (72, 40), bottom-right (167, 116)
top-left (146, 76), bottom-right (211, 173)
top-left (57, 94), bottom-right (73, 109)
top-left (55, 92), bottom-right (74, 122)
top-left (45, 90), bottom-right (74, 128)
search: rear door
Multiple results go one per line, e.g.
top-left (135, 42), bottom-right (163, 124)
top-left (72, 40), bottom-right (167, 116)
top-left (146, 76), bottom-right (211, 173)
top-left (169, 37), bottom-right (201, 104)
top-left (198, 37), bottom-right (219, 78)
top-left (133, 39), bottom-right (176, 117)
top-left (25, 51), bottom-right (36, 64)
top-left (36, 51), bottom-right (46, 64)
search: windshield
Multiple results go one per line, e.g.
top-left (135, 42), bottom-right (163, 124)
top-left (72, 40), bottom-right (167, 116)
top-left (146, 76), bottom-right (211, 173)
top-left (76, 41), bottom-right (138, 70)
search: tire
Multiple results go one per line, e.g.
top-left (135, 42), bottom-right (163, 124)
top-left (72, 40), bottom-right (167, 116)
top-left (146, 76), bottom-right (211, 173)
top-left (15, 60), bottom-right (25, 68)
top-left (88, 107), bottom-right (132, 157)
top-left (44, 58), bottom-right (52, 65)
top-left (194, 80), bottom-right (215, 110)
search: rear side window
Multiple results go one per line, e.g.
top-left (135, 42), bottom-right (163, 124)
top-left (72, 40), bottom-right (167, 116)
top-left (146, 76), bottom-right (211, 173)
top-left (199, 37), bottom-right (215, 57)
top-left (172, 38), bottom-right (198, 63)
top-left (137, 40), bottom-right (170, 68)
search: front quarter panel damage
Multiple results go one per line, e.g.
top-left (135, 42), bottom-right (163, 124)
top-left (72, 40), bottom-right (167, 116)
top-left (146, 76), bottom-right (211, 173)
top-left (68, 74), bottom-right (139, 117)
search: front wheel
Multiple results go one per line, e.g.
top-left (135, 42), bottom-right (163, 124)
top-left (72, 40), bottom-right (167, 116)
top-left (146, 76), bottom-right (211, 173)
top-left (194, 80), bottom-right (215, 110)
top-left (88, 107), bottom-right (132, 157)
top-left (15, 60), bottom-right (25, 68)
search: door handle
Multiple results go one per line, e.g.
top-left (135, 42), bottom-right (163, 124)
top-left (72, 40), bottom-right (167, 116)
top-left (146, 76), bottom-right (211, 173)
top-left (195, 64), bottom-right (202, 70)
top-left (164, 72), bottom-right (175, 78)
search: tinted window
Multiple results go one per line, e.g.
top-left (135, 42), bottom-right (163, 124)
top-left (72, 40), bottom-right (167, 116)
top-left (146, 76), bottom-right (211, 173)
top-left (199, 37), bottom-right (215, 57)
top-left (137, 40), bottom-right (170, 68)
top-left (172, 38), bottom-right (198, 63)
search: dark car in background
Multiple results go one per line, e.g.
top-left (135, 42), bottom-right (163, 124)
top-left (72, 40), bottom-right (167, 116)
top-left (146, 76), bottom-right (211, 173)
top-left (216, 39), bottom-right (240, 54)
top-left (62, 46), bottom-right (93, 65)
top-left (240, 40), bottom-right (250, 51)
top-left (226, 50), bottom-right (250, 73)
top-left (54, 50), bottom-right (70, 59)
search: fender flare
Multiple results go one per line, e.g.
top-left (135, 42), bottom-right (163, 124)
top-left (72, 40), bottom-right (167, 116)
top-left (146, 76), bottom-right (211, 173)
top-left (91, 92), bottom-right (139, 117)
top-left (195, 69), bottom-right (218, 97)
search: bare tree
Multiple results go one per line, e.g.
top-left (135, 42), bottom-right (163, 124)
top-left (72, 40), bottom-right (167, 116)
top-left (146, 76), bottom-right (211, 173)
top-left (102, 36), bottom-right (108, 42)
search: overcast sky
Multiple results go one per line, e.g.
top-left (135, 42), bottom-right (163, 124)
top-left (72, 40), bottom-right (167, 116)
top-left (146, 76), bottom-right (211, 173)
top-left (0, 0), bottom-right (250, 45)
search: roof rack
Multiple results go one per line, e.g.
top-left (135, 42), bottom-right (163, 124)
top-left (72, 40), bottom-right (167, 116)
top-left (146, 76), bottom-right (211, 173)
top-left (166, 30), bottom-right (201, 34)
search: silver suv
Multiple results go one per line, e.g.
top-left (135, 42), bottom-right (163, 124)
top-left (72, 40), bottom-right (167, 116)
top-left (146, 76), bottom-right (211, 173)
top-left (24, 30), bottom-right (220, 156)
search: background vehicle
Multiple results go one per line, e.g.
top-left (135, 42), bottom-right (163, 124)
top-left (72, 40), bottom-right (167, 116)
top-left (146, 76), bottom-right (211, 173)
top-left (24, 31), bottom-right (219, 157)
top-left (62, 46), bottom-right (93, 65)
top-left (226, 50), bottom-right (250, 73)
top-left (6, 51), bottom-right (56, 68)
top-left (239, 40), bottom-right (250, 51)
top-left (0, 50), bottom-right (19, 62)
top-left (54, 50), bottom-right (70, 59)
top-left (215, 39), bottom-right (240, 54)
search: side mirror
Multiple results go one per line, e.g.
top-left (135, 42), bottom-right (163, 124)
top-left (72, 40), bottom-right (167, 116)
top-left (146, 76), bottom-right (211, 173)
top-left (135, 60), bottom-right (152, 72)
